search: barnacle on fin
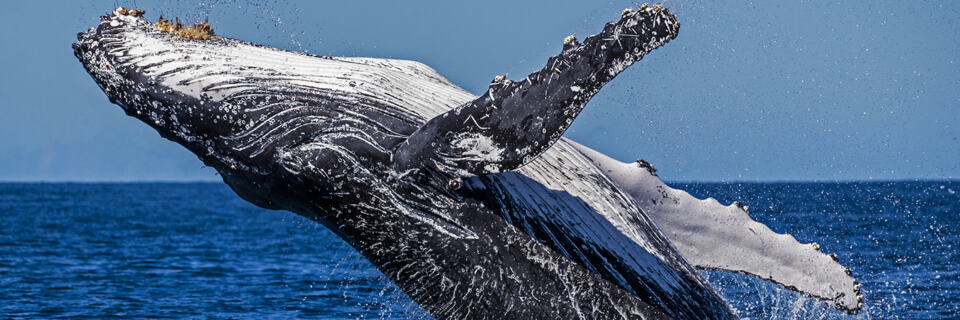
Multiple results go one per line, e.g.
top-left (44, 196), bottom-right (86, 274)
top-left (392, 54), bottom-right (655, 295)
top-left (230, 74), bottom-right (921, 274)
top-left (154, 16), bottom-right (221, 41)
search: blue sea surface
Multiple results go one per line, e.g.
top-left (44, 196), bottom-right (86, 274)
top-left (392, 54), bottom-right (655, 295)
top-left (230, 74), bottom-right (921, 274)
top-left (1, 182), bottom-right (957, 319)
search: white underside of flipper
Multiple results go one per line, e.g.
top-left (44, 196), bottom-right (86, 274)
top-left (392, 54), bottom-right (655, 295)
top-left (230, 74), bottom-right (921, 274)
top-left (566, 140), bottom-right (863, 312)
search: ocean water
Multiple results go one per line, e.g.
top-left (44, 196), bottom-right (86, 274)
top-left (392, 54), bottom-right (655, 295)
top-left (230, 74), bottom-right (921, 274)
top-left (0, 182), bottom-right (956, 319)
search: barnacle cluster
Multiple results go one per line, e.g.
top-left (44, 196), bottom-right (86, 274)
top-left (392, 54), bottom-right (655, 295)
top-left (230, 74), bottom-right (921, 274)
top-left (117, 7), bottom-right (145, 17)
top-left (154, 16), bottom-right (220, 40)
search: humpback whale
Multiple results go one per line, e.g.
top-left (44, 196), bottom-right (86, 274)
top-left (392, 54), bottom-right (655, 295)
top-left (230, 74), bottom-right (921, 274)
top-left (73, 6), bottom-right (862, 319)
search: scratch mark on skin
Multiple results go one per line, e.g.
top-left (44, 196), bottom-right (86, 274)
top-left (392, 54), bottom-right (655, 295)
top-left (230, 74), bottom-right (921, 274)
top-left (463, 114), bottom-right (489, 130)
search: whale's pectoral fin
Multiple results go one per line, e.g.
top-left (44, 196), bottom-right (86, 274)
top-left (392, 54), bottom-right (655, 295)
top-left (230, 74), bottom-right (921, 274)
top-left (568, 141), bottom-right (864, 314)
top-left (393, 7), bottom-right (679, 182)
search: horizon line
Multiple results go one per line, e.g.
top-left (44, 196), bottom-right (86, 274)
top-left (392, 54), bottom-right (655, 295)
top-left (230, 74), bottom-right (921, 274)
top-left (1, 178), bottom-right (957, 185)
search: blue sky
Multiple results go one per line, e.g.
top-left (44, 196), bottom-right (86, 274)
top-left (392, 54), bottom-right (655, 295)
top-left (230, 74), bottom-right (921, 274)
top-left (0, 1), bottom-right (957, 182)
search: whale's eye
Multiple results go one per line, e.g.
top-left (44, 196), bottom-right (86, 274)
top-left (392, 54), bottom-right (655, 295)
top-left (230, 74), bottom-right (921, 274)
top-left (448, 179), bottom-right (461, 190)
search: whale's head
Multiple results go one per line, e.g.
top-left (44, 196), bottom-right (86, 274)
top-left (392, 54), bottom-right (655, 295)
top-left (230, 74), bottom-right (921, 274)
top-left (73, 9), bottom-right (257, 169)
top-left (73, 8), bottom-right (432, 195)
top-left (73, 8), bottom-right (356, 208)
top-left (73, 7), bottom-right (469, 211)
